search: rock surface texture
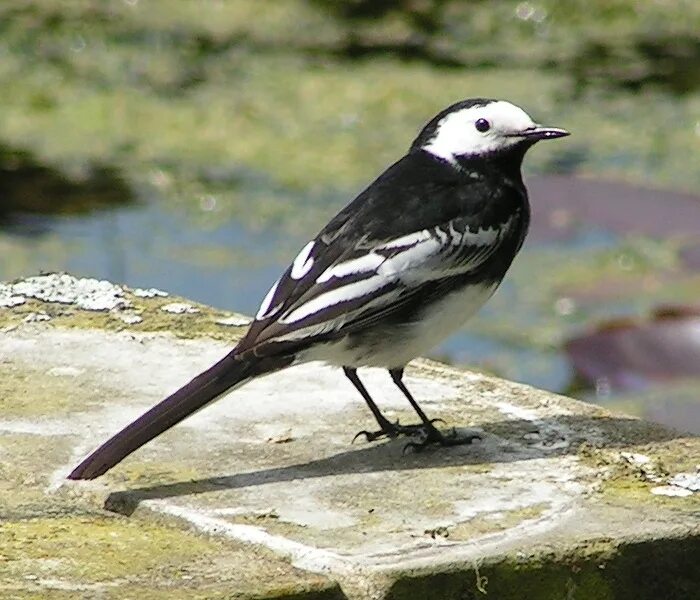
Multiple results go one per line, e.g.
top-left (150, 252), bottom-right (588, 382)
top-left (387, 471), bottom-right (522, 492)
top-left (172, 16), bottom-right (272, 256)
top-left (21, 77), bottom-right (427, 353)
top-left (1, 274), bottom-right (698, 599)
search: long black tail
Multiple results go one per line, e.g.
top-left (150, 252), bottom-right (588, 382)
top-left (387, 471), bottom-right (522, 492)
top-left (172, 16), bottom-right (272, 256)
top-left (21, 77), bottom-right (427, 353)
top-left (68, 353), bottom-right (291, 480)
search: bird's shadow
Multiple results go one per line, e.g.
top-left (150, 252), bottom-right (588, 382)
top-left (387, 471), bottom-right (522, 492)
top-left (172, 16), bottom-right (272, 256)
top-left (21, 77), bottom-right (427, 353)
top-left (105, 414), bottom-right (689, 516)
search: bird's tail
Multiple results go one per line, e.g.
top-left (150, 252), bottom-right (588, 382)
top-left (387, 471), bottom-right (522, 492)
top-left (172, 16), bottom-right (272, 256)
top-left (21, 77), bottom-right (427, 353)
top-left (68, 352), bottom-right (292, 480)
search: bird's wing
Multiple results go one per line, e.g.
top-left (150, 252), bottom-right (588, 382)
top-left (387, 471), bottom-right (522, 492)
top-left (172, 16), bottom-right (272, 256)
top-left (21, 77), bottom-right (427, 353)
top-left (235, 152), bottom-right (524, 356)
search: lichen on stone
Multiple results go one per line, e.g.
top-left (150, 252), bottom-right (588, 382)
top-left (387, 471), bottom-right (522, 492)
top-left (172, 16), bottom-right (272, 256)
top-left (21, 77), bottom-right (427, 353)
top-left (9, 273), bottom-right (130, 311)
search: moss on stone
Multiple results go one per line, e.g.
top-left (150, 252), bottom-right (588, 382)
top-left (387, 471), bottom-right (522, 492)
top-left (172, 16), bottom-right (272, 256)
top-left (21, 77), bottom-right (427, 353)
top-left (0, 514), bottom-right (342, 599)
top-left (578, 437), bottom-right (700, 509)
top-left (0, 433), bottom-right (78, 517)
top-left (386, 536), bottom-right (700, 600)
top-left (445, 503), bottom-right (550, 542)
top-left (0, 285), bottom-right (250, 343)
top-left (2, 274), bottom-right (698, 598)
top-left (0, 363), bottom-right (98, 417)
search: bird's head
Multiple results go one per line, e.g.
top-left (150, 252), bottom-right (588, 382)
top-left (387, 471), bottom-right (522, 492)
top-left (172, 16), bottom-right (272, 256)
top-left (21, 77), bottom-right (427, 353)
top-left (412, 98), bottom-right (569, 165)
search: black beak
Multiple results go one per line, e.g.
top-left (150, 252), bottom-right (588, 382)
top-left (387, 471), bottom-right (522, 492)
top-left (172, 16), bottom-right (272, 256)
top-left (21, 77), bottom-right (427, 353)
top-left (518, 125), bottom-right (570, 141)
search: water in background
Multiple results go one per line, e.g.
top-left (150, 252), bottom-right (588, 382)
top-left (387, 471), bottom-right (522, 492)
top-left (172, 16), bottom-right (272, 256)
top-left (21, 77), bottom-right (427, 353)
top-left (1, 0), bottom-right (699, 432)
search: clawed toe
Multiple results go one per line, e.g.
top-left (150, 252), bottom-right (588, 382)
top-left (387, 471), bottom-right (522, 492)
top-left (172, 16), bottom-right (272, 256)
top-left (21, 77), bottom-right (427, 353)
top-left (352, 419), bottom-right (438, 444)
top-left (347, 368), bottom-right (477, 453)
top-left (402, 427), bottom-right (481, 454)
top-left (352, 429), bottom-right (384, 443)
top-left (353, 417), bottom-right (481, 453)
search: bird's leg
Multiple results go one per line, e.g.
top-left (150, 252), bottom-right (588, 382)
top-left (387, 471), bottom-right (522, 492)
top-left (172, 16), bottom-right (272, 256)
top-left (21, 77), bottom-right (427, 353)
top-left (389, 368), bottom-right (480, 452)
top-left (343, 367), bottom-right (428, 442)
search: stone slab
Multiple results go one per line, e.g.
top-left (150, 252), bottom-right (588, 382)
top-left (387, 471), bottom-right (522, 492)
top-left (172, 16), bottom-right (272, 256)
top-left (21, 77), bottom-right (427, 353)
top-left (1, 274), bottom-right (699, 599)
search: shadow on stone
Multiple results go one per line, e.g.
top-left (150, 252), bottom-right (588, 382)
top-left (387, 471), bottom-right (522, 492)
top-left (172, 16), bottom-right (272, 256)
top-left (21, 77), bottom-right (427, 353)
top-left (104, 414), bottom-right (685, 516)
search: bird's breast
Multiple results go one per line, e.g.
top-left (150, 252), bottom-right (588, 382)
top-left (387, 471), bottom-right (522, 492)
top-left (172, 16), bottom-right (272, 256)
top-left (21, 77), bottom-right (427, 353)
top-left (306, 279), bottom-right (498, 369)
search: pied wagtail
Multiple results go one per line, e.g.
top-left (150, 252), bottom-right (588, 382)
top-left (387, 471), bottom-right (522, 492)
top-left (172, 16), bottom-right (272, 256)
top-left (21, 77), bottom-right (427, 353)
top-left (69, 98), bottom-right (569, 480)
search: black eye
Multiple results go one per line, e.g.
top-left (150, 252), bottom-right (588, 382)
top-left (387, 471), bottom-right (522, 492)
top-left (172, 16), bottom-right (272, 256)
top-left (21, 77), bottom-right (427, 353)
top-left (475, 118), bottom-right (491, 132)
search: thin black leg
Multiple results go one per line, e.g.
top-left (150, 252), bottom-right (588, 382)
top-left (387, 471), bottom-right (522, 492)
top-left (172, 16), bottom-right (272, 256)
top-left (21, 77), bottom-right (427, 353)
top-left (388, 368), bottom-right (435, 427)
top-left (388, 367), bottom-right (481, 452)
top-left (344, 367), bottom-right (431, 442)
top-left (343, 367), bottom-right (394, 433)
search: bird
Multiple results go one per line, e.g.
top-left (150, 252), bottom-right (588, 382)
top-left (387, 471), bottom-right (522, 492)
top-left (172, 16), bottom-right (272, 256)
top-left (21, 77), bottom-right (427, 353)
top-left (68, 98), bottom-right (569, 480)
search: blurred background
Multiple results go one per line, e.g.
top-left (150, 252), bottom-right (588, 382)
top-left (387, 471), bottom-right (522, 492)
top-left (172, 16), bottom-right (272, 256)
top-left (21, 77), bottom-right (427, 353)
top-left (1, 0), bottom-right (699, 432)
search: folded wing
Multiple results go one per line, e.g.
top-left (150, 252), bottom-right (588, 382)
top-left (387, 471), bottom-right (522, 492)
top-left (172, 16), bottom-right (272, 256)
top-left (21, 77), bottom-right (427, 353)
top-left (237, 212), bottom-right (517, 357)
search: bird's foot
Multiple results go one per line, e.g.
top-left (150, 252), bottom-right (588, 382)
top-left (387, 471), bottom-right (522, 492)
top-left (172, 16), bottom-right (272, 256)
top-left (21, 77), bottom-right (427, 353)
top-left (352, 418), bottom-right (446, 443)
top-left (402, 423), bottom-right (481, 454)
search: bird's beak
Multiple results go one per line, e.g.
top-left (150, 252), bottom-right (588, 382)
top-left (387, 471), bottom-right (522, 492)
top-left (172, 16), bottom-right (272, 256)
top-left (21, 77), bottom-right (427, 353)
top-left (515, 125), bottom-right (570, 141)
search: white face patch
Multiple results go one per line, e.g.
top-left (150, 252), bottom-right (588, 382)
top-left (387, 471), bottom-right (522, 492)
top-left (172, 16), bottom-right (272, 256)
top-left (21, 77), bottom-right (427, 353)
top-left (423, 100), bottom-right (538, 162)
top-left (290, 240), bottom-right (315, 280)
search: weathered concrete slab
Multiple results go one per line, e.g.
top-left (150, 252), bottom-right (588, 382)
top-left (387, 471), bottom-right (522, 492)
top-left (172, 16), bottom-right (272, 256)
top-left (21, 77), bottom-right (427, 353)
top-left (1, 274), bottom-right (699, 599)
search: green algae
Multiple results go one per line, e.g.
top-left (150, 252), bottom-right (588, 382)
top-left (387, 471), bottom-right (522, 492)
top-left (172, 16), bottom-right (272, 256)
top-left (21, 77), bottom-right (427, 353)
top-left (1, 515), bottom-right (219, 582)
top-left (0, 363), bottom-right (106, 418)
top-left (436, 503), bottom-right (550, 542)
top-left (0, 514), bottom-right (342, 599)
top-left (577, 436), bottom-right (700, 509)
top-left (0, 435), bottom-right (75, 517)
top-left (1, 0), bottom-right (699, 208)
top-left (386, 536), bottom-right (700, 600)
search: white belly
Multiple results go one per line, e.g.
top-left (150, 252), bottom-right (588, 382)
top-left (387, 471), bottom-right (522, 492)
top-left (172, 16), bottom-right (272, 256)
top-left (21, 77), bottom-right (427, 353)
top-left (302, 282), bottom-right (497, 368)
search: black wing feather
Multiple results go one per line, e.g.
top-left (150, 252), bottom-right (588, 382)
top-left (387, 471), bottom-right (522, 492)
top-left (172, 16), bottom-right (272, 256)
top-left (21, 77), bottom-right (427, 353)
top-left (236, 151), bottom-right (526, 356)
